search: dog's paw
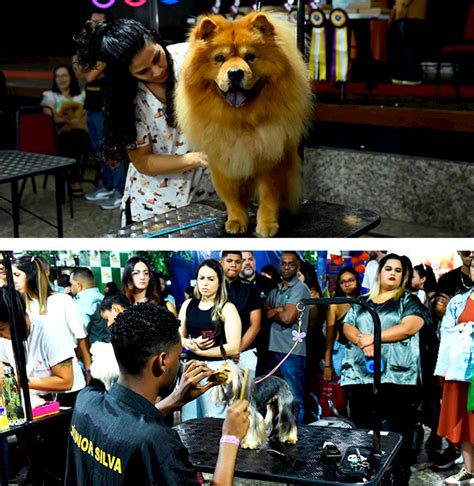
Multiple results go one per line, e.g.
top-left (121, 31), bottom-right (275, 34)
top-left (282, 436), bottom-right (298, 444)
top-left (241, 440), bottom-right (259, 450)
top-left (225, 219), bottom-right (248, 234)
top-left (254, 221), bottom-right (279, 238)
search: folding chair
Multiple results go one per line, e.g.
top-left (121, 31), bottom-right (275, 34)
top-left (16, 105), bottom-right (74, 217)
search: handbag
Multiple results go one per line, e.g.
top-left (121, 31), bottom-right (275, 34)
top-left (319, 376), bottom-right (346, 417)
top-left (434, 321), bottom-right (473, 382)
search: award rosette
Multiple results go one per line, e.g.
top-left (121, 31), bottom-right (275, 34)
top-left (308, 8), bottom-right (327, 81)
top-left (329, 8), bottom-right (349, 82)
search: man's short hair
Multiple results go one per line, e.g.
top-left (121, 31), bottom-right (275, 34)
top-left (280, 251), bottom-right (300, 262)
top-left (111, 303), bottom-right (180, 375)
top-left (221, 251), bottom-right (243, 259)
top-left (71, 267), bottom-right (95, 286)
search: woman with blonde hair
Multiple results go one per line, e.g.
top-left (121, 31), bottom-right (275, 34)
top-left (340, 253), bottom-right (427, 485)
top-left (178, 258), bottom-right (241, 420)
top-left (12, 255), bottom-right (89, 405)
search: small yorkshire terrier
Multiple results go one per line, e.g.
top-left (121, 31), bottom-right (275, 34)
top-left (210, 362), bottom-right (298, 449)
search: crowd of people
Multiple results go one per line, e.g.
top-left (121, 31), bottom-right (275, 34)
top-left (0, 250), bottom-right (473, 485)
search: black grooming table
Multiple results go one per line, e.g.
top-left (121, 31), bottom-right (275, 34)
top-left (0, 150), bottom-right (75, 237)
top-left (109, 200), bottom-right (380, 238)
top-left (175, 418), bottom-right (402, 485)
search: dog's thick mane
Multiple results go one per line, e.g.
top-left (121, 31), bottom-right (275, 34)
top-left (176, 11), bottom-right (313, 180)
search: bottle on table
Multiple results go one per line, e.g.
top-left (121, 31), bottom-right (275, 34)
top-left (2, 366), bottom-right (26, 426)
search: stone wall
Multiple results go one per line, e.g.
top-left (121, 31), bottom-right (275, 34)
top-left (303, 147), bottom-right (473, 234)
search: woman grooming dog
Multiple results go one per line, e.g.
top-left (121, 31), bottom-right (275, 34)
top-left (75, 18), bottom-right (215, 226)
top-left (178, 259), bottom-right (241, 420)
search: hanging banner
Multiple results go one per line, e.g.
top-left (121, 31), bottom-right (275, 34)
top-left (329, 8), bottom-right (349, 82)
top-left (308, 8), bottom-right (327, 81)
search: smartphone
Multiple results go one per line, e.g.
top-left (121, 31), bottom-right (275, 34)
top-left (201, 330), bottom-right (215, 340)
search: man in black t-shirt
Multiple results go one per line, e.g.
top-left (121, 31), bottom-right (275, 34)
top-left (220, 251), bottom-right (261, 377)
top-left (65, 304), bottom-right (249, 485)
top-left (437, 251), bottom-right (474, 298)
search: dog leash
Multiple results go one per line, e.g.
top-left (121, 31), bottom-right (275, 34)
top-left (254, 302), bottom-right (306, 385)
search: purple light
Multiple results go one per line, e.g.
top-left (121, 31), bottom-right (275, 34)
top-left (91, 0), bottom-right (116, 8)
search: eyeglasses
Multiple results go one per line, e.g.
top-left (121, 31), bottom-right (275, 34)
top-left (340, 278), bottom-right (356, 286)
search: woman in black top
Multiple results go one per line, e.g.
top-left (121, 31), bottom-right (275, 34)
top-left (178, 259), bottom-right (241, 420)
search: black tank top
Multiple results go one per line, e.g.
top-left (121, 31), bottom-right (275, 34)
top-left (185, 298), bottom-right (226, 361)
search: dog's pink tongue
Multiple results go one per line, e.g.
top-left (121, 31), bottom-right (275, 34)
top-left (226, 91), bottom-right (246, 108)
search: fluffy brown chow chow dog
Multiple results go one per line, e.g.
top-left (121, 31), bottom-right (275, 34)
top-left (175, 11), bottom-right (313, 237)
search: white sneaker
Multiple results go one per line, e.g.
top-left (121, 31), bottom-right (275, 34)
top-left (100, 191), bottom-right (122, 210)
top-left (445, 468), bottom-right (474, 485)
top-left (84, 187), bottom-right (115, 201)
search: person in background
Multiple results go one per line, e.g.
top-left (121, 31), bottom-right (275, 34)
top-left (265, 252), bottom-right (310, 424)
top-left (220, 251), bottom-right (261, 377)
top-left (77, 10), bottom-right (126, 210)
top-left (438, 251), bottom-right (474, 298)
top-left (389, 0), bottom-right (427, 85)
top-left (88, 292), bottom-right (130, 390)
top-left (341, 253), bottom-right (426, 485)
top-left (103, 281), bottom-right (119, 296)
top-left (260, 264), bottom-right (281, 287)
top-left (184, 285), bottom-right (194, 301)
top-left (240, 251), bottom-right (277, 377)
top-left (178, 259), bottom-right (241, 420)
top-left (75, 18), bottom-right (214, 225)
top-left (0, 259), bottom-right (6, 287)
top-left (65, 303), bottom-right (249, 485)
top-left (434, 257), bottom-right (474, 485)
top-left (412, 263), bottom-right (438, 308)
top-left (55, 274), bottom-right (73, 294)
top-left (324, 266), bottom-right (361, 381)
top-left (12, 255), bottom-right (89, 404)
top-left (70, 267), bottom-right (110, 346)
top-left (40, 64), bottom-right (88, 197)
top-left (155, 271), bottom-right (178, 312)
top-left (0, 287), bottom-right (76, 403)
top-left (362, 251), bottom-right (387, 292)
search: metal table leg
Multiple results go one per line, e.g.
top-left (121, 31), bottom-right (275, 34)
top-left (55, 172), bottom-right (63, 238)
top-left (11, 179), bottom-right (20, 238)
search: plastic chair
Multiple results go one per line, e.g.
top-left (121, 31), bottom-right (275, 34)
top-left (435, 2), bottom-right (474, 101)
top-left (16, 105), bottom-right (74, 217)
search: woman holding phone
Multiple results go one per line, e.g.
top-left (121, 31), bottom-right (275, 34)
top-left (178, 258), bottom-right (241, 420)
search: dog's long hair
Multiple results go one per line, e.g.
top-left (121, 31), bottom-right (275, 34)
top-left (211, 362), bottom-right (298, 449)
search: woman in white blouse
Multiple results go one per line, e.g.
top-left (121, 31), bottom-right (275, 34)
top-left (75, 18), bottom-right (215, 225)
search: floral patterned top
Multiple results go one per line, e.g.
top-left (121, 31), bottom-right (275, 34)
top-left (122, 42), bottom-right (215, 223)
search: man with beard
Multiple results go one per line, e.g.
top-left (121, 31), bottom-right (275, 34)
top-left (438, 251), bottom-right (474, 298)
top-left (265, 252), bottom-right (310, 424)
top-left (220, 251), bottom-right (261, 377)
top-left (240, 251), bottom-right (277, 376)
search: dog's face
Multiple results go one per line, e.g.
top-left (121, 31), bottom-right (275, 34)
top-left (189, 12), bottom-right (288, 108)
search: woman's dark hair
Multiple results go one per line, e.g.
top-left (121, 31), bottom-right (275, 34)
top-left (57, 274), bottom-right (72, 289)
top-left (121, 256), bottom-right (160, 305)
top-left (299, 260), bottom-right (322, 296)
top-left (185, 285), bottom-right (194, 298)
top-left (0, 286), bottom-right (28, 340)
top-left (104, 281), bottom-right (119, 295)
top-left (413, 264), bottom-right (438, 294)
top-left (0, 287), bottom-right (26, 324)
top-left (260, 264), bottom-right (281, 285)
top-left (100, 292), bottom-right (130, 313)
top-left (52, 64), bottom-right (82, 97)
top-left (74, 18), bottom-right (176, 162)
top-left (334, 266), bottom-right (361, 297)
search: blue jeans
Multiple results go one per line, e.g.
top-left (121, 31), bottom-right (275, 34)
top-left (86, 110), bottom-right (125, 194)
top-left (268, 353), bottom-right (306, 424)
